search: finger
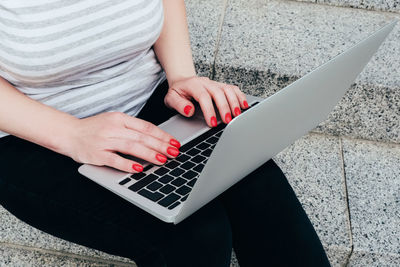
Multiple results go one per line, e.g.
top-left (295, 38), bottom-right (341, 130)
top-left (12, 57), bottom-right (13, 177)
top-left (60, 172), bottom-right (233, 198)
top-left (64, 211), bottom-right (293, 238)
top-left (206, 84), bottom-right (232, 124)
top-left (223, 85), bottom-right (242, 117)
top-left (191, 87), bottom-right (217, 127)
top-left (111, 139), bottom-right (169, 165)
top-left (117, 129), bottom-right (180, 159)
top-left (232, 85), bottom-right (249, 109)
top-left (122, 115), bottom-right (176, 144)
top-left (102, 152), bottom-right (144, 173)
top-left (164, 88), bottom-right (195, 117)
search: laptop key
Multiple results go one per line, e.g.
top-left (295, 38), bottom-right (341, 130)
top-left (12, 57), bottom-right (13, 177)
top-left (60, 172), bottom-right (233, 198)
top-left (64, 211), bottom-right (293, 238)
top-left (206, 136), bottom-right (219, 144)
top-left (193, 163), bottom-right (205, 173)
top-left (171, 177), bottom-right (186, 187)
top-left (176, 154), bottom-right (190, 163)
top-left (158, 192), bottom-right (180, 207)
top-left (138, 189), bottom-right (164, 202)
top-left (176, 185), bottom-right (191, 196)
top-left (186, 148), bottom-right (201, 156)
top-left (128, 174), bottom-right (158, 192)
top-left (187, 178), bottom-right (197, 187)
top-left (192, 155), bottom-right (206, 163)
top-left (168, 201), bottom-right (181, 210)
top-left (215, 131), bottom-right (223, 137)
top-left (169, 168), bottom-right (185, 177)
top-left (201, 149), bottom-right (213, 157)
top-left (119, 177), bottom-right (131, 185)
top-left (181, 161), bottom-right (195, 170)
top-left (182, 170), bottom-right (198, 180)
top-left (154, 167), bottom-right (169, 176)
top-left (165, 160), bottom-right (180, 169)
top-left (143, 165), bottom-right (154, 172)
top-left (146, 181), bottom-right (163, 191)
top-left (130, 172), bottom-right (146, 180)
top-left (159, 184), bottom-right (176, 194)
top-left (158, 174), bottom-right (174, 184)
top-left (181, 195), bottom-right (188, 202)
top-left (196, 142), bottom-right (210, 150)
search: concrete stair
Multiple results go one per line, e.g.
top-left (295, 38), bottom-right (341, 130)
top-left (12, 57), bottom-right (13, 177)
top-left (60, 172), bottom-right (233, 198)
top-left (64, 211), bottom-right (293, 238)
top-left (1, 0), bottom-right (399, 266)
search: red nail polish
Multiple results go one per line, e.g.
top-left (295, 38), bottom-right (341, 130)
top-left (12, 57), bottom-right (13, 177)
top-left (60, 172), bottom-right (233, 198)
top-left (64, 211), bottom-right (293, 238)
top-left (210, 116), bottom-right (217, 127)
top-left (156, 153), bottom-right (167, 163)
top-left (167, 146), bottom-right (180, 157)
top-left (170, 138), bottom-right (181, 148)
top-left (132, 163), bottom-right (143, 172)
top-left (234, 107), bottom-right (241, 116)
top-left (225, 113), bottom-right (232, 123)
top-left (243, 100), bottom-right (249, 109)
top-left (184, 105), bottom-right (192, 115)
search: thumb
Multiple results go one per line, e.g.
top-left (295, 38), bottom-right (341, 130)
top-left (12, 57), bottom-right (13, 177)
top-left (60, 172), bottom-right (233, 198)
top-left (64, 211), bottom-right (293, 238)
top-left (164, 89), bottom-right (195, 117)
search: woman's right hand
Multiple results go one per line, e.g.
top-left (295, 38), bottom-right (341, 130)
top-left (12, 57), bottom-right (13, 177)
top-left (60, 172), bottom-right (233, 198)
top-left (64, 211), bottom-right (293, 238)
top-left (63, 112), bottom-right (181, 173)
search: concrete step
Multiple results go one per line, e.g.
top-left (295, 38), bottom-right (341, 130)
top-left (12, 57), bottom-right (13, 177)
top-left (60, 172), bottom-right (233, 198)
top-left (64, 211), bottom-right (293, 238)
top-left (287, 0), bottom-right (400, 13)
top-left (212, 0), bottom-right (400, 144)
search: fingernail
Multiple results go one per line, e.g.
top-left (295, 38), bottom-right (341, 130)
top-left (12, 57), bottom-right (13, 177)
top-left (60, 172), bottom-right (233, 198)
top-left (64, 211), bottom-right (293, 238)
top-left (170, 138), bottom-right (181, 148)
top-left (234, 107), bottom-right (241, 116)
top-left (225, 113), bottom-right (232, 123)
top-left (210, 116), bottom-right (217, 127)
top-left (184, 105), bottom-right (192, 115)
top-left (243, 100), bottom-right (249, 109)
top-left (132, 163), bottom-right (143, 172)
top-left (167, 146), bottom-right (180, 157)
top-left (156, 153), bottom-right (167, 163)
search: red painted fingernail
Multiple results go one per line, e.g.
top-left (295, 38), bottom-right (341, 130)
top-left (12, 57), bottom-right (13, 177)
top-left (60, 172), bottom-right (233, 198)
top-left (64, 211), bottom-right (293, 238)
top-left (170, 138), bottom-right (181, 148)
top-left (132, 163), bottom-right (143, 172)
top-left (184, 105), bottom-right (192, 115)
top-left (234, 107), bottom-right (241, 116)
top-left (167, 146), bottom-right (180, 157)
top-left (225, 113), bottom-right (232, 123)
top-left (156, 153), bottom-right (167, 163)
top-left (210, 116), bottom-right (217, 127)
top-left (243, 100), bottom-right (249, 109)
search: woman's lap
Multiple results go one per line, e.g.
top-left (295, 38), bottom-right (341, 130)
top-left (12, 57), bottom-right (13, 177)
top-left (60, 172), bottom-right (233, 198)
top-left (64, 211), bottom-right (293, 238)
top-left (0, 81), bottom-right (330, 266)
top-left (0, 135), bottom-right (233, 267)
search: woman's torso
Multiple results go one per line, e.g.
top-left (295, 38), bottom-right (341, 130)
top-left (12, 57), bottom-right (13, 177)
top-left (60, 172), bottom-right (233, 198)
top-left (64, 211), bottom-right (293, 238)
top-left (0, 0), bottom-right (165, 137)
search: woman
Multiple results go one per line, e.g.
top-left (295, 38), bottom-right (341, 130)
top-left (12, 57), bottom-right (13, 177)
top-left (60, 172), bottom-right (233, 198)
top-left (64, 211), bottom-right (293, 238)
top-left (0, 0), bottom-right (330, 266)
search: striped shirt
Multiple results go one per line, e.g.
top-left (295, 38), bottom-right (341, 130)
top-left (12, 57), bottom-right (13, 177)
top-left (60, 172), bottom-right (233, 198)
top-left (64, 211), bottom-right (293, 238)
top-left (0, 0), bottom-right (166, 138)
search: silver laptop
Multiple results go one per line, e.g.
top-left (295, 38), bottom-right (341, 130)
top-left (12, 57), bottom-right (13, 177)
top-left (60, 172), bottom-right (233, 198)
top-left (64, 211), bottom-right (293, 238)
top-left (79, 21), bottom-right (396, 224)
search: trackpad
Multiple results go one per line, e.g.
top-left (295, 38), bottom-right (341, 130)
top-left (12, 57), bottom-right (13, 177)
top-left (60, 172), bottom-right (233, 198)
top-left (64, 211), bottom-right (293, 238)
top-left (158, 115), bottom-right (210, 143)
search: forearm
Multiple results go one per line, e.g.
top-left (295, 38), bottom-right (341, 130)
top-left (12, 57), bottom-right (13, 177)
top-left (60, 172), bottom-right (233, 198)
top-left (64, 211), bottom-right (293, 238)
top-left (154, 0), bottom-right (196, 84)
top-left (0, 77), bottom-right (79, 153)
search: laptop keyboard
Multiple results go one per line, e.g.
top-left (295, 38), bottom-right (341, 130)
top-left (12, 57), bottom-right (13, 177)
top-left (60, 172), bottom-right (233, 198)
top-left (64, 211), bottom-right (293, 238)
top-left (118, 103), bottom-right (258, 210)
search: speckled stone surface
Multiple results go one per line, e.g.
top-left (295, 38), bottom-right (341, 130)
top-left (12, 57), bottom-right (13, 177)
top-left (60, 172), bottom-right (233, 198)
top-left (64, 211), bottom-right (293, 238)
top-left (342, 138), bottom-right (400, 265)
top-left (0, 206), bottom-right (134, 265)
top-left (214, 0), bottom-right (400, 143)
top-left (273, 133), bottom-right (351, 266)
top-left (348, 250), bottom-right (400, 266)
top-left (185, 0), bottom-right (224, 77)
top-left (291, 0), bottom-right (400, 13)
top-left (0, 244), bottom-right (130, 267)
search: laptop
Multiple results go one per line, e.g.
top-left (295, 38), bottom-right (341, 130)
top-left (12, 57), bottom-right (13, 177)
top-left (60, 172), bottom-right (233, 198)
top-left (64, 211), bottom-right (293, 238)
top-left (79, 21), bottom-right (397, 224)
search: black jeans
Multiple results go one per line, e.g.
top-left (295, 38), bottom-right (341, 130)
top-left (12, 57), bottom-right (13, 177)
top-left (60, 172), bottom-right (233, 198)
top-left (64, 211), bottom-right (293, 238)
top-left (0, 81), bottom-right (330, 267)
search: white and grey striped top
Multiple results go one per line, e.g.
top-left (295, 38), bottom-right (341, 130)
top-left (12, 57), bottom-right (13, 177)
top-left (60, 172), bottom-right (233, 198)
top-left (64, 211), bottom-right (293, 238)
top-left (0, 0), bottom-right (166, 138)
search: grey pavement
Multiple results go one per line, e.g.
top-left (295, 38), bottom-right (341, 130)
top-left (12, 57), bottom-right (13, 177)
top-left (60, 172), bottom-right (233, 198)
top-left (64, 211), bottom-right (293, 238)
top-left (289, 0), bottom-right (400, 13)
top-left (214, 0), bottom-right (400, 143)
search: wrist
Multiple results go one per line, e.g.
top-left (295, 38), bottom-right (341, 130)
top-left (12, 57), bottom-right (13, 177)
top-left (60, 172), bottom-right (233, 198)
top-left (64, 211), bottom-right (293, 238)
top-left (45, 116), bottom-right (81, 156)
top-left (167, 72), bottom-right (197, 86)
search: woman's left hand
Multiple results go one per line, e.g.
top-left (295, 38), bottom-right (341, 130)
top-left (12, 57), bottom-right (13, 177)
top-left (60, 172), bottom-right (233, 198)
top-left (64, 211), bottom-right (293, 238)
top-left (164, 76), bottom-right (249, 127)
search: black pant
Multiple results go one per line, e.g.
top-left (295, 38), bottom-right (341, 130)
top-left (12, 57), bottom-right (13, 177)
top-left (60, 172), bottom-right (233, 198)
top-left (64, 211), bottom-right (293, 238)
top-left (0, 82), bottom-right (330, 267)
